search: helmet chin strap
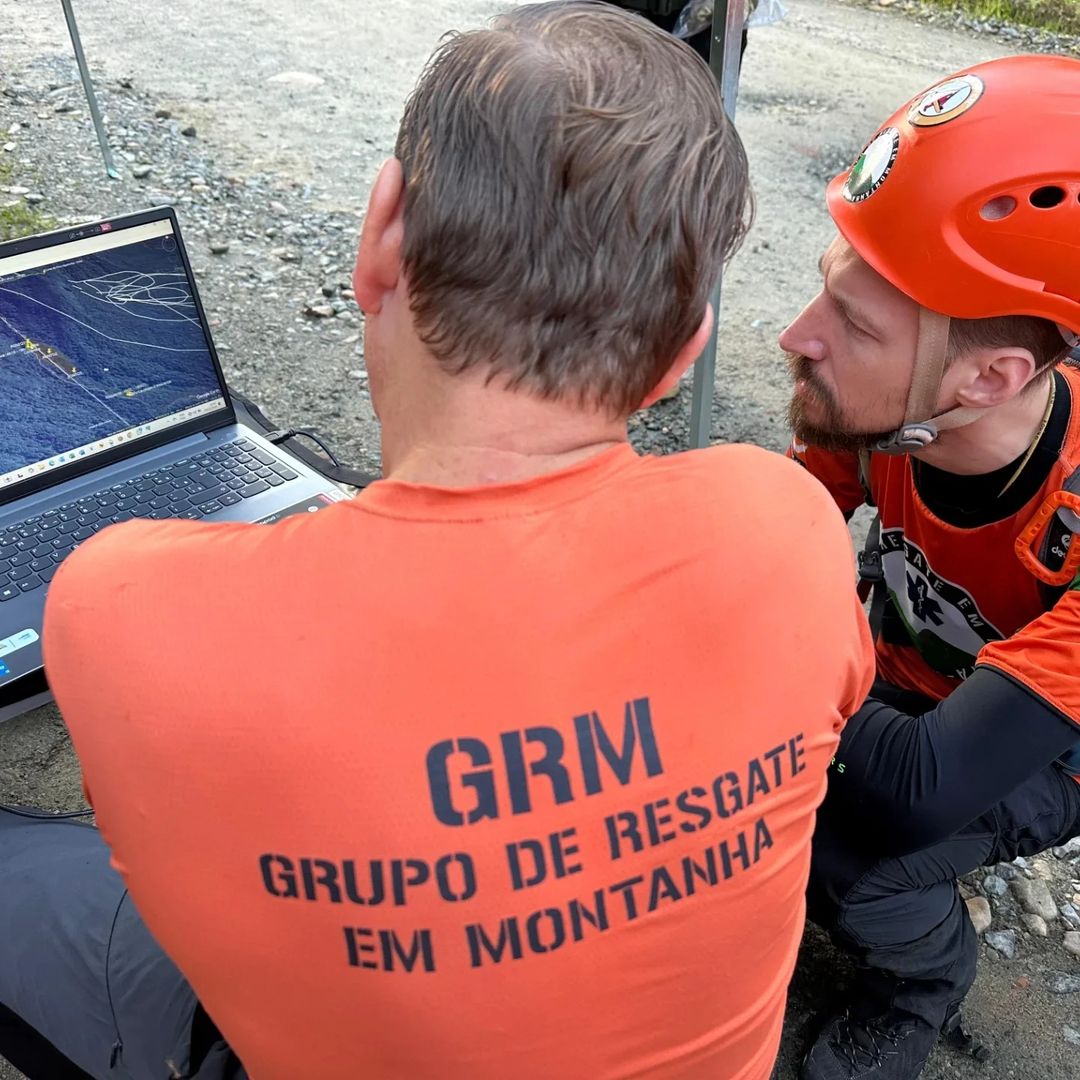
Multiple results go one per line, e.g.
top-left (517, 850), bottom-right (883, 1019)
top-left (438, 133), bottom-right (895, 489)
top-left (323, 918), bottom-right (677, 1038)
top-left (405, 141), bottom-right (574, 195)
top-left (874, 308), bottom-right (986, 454)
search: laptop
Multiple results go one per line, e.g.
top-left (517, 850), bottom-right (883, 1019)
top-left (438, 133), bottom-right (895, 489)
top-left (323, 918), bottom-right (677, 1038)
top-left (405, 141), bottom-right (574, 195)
top-left (0, 207), bottom-right (347, 720)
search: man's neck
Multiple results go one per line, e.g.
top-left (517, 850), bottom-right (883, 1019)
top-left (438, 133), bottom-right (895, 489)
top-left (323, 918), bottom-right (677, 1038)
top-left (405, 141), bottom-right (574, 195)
top-left (380, 377), bottom-right (629, 488)
top-left (912, 373), bottom-right (1055, 477)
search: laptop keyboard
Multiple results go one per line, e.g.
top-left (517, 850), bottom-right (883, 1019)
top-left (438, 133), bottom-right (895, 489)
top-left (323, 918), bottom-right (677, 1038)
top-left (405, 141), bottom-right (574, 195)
top-left (0, 438), bottom-right (298, 603)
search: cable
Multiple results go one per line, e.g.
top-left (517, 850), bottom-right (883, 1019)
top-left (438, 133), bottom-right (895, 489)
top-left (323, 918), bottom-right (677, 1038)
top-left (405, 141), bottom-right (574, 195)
top-left (264, 427), bottom-right (342, 468)
top-left (0, 803), bottom-right (94, 819)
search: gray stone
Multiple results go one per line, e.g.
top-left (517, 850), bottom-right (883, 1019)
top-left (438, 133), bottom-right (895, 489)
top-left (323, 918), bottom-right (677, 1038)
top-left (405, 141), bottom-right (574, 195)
top-left (965, 896), bottom-right (992, 935)
top-left (1021, 913), bottom-right (1049, 937)
top-left (320, 283), bottom-right (336, 298)
top-left (2, 142), bottom-right (14, 153)
top-left (181, 125), bottom-right (197, 138)
top-left (1048, 973), bottom-right (1080, 994)
top-left (1012, 876), bottom-right (1059, 922)
top-left (304, 303), bottom-right (334, 318)
top-left (154, 108), bottom-right (172, 119)
top-left (1062, 903), bottom-right (1080, 930)
top-left (209, 240), bottom-right (231, 255)
top-left (53, 101), bottom-right (74, 113)
top-left (273, 247), bottom-right (301, 263)
top-left (995, 864), bottom-right (1017, 881)
top-left (985, 929), bottom-right (1017, 959)
top-left (1066, 1025), bottom-right (1080, 1049)
top-left (981, 874), bottom-right (1008, 898)
top-left (132, 164), bottom-right (152, 179)
top-left (1053, 838), bottom-right (1080, 860)
top-left (1065, 931), bottom-right (1080, 959)
top-left (24, 193), bottom-right (44, 205)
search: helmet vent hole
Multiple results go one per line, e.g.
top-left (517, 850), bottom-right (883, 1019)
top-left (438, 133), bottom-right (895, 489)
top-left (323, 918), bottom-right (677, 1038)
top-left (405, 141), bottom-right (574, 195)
top-left (981, 196), bottom-right (1017, 221)
top-left (1030, 186), bottom-right (1066, 209)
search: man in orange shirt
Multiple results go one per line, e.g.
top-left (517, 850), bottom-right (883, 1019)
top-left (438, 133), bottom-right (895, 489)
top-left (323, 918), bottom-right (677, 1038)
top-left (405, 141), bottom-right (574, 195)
top-left (781, 57), bottom-right (1080, 1080)
top-left (1, 4), bottom-right (873, 1078)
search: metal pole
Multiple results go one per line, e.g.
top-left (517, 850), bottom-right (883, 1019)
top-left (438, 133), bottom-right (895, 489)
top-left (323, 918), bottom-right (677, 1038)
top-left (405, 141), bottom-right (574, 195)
top-left (60, 0), bottom-right (120, 180)
top-left (688, 0), bottom-right (745, 448)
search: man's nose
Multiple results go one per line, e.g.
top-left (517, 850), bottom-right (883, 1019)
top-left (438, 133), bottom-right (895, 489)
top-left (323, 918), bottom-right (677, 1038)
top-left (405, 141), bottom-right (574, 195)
top-left (778, 305), bottom-right (826, 362)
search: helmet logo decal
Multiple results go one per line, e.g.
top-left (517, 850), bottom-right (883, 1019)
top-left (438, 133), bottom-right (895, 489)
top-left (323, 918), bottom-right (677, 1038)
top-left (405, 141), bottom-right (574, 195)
top-left (843, 128), bottom-right (899, 203)
top-left (908, 74), bottom-right (984, 127)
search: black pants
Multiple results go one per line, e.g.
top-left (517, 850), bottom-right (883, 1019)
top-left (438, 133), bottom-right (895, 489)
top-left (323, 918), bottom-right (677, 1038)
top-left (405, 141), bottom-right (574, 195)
top-left (807, 749), bottom-right (1080, 1028)
top-left (0, 809), bottom-right (244, 1080)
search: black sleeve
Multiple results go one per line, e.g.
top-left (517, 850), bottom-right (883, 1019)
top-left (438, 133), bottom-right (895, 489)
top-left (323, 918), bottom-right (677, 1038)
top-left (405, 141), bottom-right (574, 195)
top-left (828, 666), bottom-right (1080, 855)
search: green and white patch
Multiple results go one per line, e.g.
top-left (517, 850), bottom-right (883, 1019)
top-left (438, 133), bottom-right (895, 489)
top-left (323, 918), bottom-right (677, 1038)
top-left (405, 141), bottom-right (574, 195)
top-left (880, 530), bottom-right (1004, 680)
top-left (843, 128), bottom-right (899, 203)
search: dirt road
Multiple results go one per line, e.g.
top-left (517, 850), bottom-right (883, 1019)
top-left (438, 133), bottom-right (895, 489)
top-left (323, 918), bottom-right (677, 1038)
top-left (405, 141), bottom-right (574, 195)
top-left (2, 0), bottom-right (1078, 1076)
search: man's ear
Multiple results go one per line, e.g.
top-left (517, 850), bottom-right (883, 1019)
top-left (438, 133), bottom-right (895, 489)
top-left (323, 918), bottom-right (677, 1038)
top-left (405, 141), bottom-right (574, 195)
top-left (352, 158), bottom-right (406, 316)
top-left (949, 346), bottom-right (1038, 410)
top-left (638, 306), bottom-right (714, 409)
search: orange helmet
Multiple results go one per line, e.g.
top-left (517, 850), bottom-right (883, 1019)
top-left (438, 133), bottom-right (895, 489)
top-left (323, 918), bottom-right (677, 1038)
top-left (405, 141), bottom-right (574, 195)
top-left (825, 55), bottom-right (1080, 453)
top-left (827, 55), bottom-right (1080, 334)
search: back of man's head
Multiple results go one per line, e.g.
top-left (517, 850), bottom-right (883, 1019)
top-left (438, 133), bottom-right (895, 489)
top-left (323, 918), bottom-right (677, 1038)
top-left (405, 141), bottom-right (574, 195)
top-left (394, 0), bottom-right (751, 416)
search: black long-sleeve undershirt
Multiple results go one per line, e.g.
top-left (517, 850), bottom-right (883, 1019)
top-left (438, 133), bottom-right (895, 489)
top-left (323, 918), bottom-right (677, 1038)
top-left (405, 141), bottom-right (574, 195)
top-left (828, 666), bottom-right (1080, 856)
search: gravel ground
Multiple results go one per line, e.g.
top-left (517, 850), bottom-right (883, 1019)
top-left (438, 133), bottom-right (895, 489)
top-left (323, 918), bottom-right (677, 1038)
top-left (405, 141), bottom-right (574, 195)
top-left (1, 0), bottom-right (1079, 1076)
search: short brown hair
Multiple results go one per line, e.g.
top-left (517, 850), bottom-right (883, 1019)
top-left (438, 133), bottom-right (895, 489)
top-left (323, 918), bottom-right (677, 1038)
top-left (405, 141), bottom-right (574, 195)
top-left (947, 315), bottom-right (1071, 374)
top-left (394, 0), bottom-right (752, 415)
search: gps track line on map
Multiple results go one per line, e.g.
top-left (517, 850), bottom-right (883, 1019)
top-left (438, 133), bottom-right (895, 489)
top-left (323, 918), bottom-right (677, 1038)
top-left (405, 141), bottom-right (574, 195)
top-left (0, 287), bottom-right (209, 352)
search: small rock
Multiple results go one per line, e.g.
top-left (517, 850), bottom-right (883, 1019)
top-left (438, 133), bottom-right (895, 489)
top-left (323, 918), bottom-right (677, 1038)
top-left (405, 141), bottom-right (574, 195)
top-left (266, 71), bottom-right (325, 88)
top-left (966, 896), bottom-right (992, 935)
top-left (1054, 838), bottom-right (1080, 860)
top-left (304, 303), bottom-right (335, 318)
top-left (995, 864), bottom-right (1017, 881)
top-left (6, 123), bottom-right (19, 136)
top-left (273, 247), bottom-right (301, 263)
top-left (154, 108), bottom-right (172, 119)
top-left (8, 186), bottom-right (29, 196)
top-left (53, 101), bottom-right (74, 114)
top-left (181, 125), bottom-right (197, 138)
top-left (24, 193), bottom-right (44, 205)
top-left (1062, 903), bottom-right (1080, 930)
top-left (209, 241), bottom-right (231, 255)
top-left (341, 288), bottom-right (355, 301)
top-left (1065, 931), bottom-right (1080, 959)
top-left (985, 929), bottom-right (1017, 959)
top-left (981, 874), bottom-right (1008, 898)
top-left (1066, 1025), bottom-right (1080, 1048)
top-left (1012, 876), bottom-right (1058, 922)
top-left (2, 142), bottom-right (14, 153)
top-left (1021, 913), bottom-right (1048, 937)
top-left (321, 283), bottom-right (336, 298)
top-left (132, 164), bottom-right (153, 179)
top-left (1048, 973), bottom-right (1080, 995)
top-left (1013, 856), bottom-right (1030, 869)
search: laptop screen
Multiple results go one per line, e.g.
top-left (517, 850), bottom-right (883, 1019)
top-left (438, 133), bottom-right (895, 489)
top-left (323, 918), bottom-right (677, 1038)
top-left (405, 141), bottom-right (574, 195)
top-left (0, 217), bottom-right (228, 491)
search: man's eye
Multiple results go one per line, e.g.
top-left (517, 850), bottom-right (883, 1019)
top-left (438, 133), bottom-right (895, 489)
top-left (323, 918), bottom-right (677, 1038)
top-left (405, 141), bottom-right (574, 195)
top-left (840, 308), bottom-right (870, 337)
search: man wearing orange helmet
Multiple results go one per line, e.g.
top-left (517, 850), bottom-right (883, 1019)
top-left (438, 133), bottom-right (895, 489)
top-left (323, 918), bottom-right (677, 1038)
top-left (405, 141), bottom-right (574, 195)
top-left (782, 56), bottom-right (1080, 1079)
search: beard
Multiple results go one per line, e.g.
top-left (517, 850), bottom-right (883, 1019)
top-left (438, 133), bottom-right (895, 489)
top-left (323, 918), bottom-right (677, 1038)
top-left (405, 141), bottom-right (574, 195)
top-left (785, 353), bottom-right (897, 454)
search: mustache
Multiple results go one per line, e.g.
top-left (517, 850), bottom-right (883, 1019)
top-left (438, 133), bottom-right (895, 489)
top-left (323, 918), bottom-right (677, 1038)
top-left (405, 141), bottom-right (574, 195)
top-left (785, 352), bottom-right (825, 394)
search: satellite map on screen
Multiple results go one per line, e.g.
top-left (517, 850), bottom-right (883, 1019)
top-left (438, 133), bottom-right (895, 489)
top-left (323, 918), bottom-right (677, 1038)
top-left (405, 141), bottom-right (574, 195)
top-left (0, 232), bottom-right (223, 475)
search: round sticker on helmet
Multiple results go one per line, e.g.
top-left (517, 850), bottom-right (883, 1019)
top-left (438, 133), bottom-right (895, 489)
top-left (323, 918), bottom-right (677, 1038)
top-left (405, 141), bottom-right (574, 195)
top-left (908, 74), bottom-right (984, 127)
top-left (843, 128), bottom-right (899, 203)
